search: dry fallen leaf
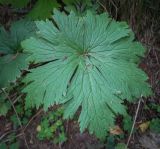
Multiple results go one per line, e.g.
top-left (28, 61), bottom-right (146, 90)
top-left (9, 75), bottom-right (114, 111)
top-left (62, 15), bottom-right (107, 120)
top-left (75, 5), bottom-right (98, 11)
top-left (110, 125), bottom-right (123, 135)
top-left (139, 121), bottom-right (150, 133)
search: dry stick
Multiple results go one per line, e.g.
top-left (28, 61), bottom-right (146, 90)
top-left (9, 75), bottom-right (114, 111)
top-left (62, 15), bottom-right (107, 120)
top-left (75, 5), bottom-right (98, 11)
top-left (1, 133), bottom-right (23, 144)
top-left (109, 0), bottom-right (118, 19)
top-left (0, 129), bottom-right (19, 141)
top-left (1, 89), bottom-right (30, 149)
top-left (154, 49), bottom-right (160, 67)
top-left (0, 131), bottom-right (13, 141)
top-left (98, 1), bottom-right (107, 12)
top-left (0, 109), bottom-right (43, 143)
top-left (126, 98), bottom-right (142, 148)
top-left (13, 94), bottom-right (23, 104)
top-left (23, 109), bottom-right (43, 131)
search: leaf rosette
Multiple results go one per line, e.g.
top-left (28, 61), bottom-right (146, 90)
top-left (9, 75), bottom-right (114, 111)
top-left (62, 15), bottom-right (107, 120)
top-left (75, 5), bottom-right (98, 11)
top-left (22, 10), bottom-right (152, 138)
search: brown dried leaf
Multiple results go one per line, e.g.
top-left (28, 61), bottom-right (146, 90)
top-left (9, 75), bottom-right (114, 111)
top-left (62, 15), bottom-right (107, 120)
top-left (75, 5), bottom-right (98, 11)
top-left (110, 125), bottom-right (123, 135)
top-left (139, 121), bottom-right (150, 133)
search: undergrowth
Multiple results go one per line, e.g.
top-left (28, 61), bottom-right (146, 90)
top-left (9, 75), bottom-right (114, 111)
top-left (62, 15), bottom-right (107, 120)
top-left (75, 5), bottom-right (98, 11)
top-left (0, 0), bottom-right (159, 148)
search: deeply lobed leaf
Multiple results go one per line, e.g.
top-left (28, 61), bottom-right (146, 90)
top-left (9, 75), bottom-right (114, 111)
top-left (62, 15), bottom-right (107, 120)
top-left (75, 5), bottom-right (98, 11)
top-left (22, 10), bottom-right (152, 138)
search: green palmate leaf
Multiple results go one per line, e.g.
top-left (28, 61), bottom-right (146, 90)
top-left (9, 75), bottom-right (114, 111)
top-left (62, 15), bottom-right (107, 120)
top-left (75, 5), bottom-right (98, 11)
top-left (27, 0), bottom-right (60, 20)
top-left (0, 20), bottom-right (36, 88)
top-left (22, 10), bottom-right (152, 138)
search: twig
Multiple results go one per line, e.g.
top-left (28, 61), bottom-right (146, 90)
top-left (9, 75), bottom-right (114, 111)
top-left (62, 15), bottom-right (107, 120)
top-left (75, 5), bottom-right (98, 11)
top-left (0, 129), bottom-right (19, 141)
top-left (153, 49), bottom-right (160, 67)
top-left (13, 94), bottom-right (23, 104)
top-left (109, 0), bottom-right (118, 19)
top-left (126, 98), bottom-right (142, 148)
top-left (0, 131), bottom-right (13, 141)
top-left (23, 109), bottom-right (43, 131)
top-left (65, 120), bottom-right (70, 133)
top-left (1, 89), bottom-right (30, 149)
top-left (98, 1), bottom-right (107, 12)
top-left (0, 102), bottom-right (42, 142)
top-left (1, 133), bottom-right (23, 144)
top-left (0, 109), bottom-right (42, 144)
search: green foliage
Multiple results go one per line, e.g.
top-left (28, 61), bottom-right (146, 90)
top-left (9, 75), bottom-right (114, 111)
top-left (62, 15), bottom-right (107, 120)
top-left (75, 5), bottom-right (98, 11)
top-left (0, 143), bottom-right (7, 149)
top-left (106, 135), bottom-right (115, 149)
top-left (1, 102), bottom-right (10, 115)
top-left (9, 142), bottom-right (19, 149)
top-left (27, 0), bottom-right (60, 20)
top-left (10, 99), bottom-right (32, 128)
top-left (115, 143), bottom-right (127, 149)
top-left (0, 93), bottom-right (30, 148)
top-left (105, 134), bottom-right (125, 149)
top-left (0, 142), bottom-right (19, 149)
top-left (63, 0), bottom-right (98, 14)
top-left (150, 118), bottom-right (160, 133)
top-left (37, 108), bottom-right (67, 144)
top-left (123, 114), bottom-right (133, 132)
top-left (0, 20), bottom-right (36, 88)
top-left (0, 134), bottom-right (19, 149)
top-left (12, 108), bottom-right (32, 128)
top-left (22, 10), bottom-right (152, 138)
top-left (0, 0), bottom-right (29, 8)
top-left (0, 93), bottom-right (11, 116)
top-left (63, 0), bottom-right (91, 5)
top-left (149, 103), bottom-right (160, 113)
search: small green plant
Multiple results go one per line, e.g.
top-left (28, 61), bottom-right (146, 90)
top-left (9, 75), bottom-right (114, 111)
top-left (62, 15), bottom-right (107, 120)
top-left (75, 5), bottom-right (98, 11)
top-left (105, 134), bottom-right (126, 149)
top-left (0, 133), bottom-right (19, 149)
top-left (0, 142), bottom-right (19, 149)
top-left (149, 103), bottom-right (160, 113)
top-left (64, 0), bottom-right (98, 14)
top-left (10, 101), bottom-right (32, 128)
top-left (149, 118), bottom-right (160, 133)
top-left (123, 114), bottom-right (133, 132)
top-left (0, 92), bottom-right (11, 116)
top-left (36, 107), bottom-right (67, 144)
top-left (115, 143), bottom-right (128, 149)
